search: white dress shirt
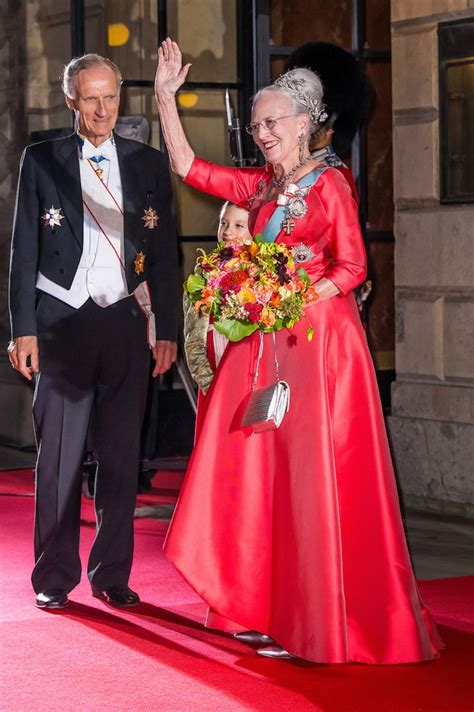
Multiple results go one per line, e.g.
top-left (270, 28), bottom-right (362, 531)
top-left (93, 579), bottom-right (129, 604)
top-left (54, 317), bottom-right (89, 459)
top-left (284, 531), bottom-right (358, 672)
top-left (36, 135), bottom-right (130, 309)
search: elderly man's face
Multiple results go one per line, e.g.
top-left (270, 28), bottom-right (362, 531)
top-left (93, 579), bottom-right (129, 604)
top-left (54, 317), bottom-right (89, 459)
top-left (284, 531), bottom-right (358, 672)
top-left (66, 66), bottom-right (120, 146)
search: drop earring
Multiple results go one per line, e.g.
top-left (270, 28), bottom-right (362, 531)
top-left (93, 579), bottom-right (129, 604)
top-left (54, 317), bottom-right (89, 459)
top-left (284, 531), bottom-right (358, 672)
top-left (298, 134), bottom-right (308, 163)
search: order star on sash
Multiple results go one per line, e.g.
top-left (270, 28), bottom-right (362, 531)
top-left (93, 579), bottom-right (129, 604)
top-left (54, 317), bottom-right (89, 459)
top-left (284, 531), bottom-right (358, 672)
top-left (142, 206), bottom-right (159, 229)
top-left (134, 251), bottom-right (146, 275)
top-left (43, 205), bottom-right (64, 229)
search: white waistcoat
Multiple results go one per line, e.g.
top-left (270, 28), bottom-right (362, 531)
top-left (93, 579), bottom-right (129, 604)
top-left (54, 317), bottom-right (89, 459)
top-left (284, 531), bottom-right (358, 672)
top-left (36, 137), bottom-right (129, 309)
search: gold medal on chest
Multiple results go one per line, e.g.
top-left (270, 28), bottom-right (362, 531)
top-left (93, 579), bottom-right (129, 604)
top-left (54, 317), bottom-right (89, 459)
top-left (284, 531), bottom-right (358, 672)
top-left (142, 206), bottom-right (159, 229)
top-left (134, 251), bottom-right (146, 275)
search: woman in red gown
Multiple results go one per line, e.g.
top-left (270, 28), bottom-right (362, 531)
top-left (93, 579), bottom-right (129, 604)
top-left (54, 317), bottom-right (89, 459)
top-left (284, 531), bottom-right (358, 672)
top-left (155, 39), bottom-right (443, 663)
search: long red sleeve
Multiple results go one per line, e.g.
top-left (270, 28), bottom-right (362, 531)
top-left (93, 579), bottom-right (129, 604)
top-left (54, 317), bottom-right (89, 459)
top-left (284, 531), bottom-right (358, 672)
top-left (316, 169), bottom-right (367, 295)
top-left (184, 156), bottom-right (268, 208)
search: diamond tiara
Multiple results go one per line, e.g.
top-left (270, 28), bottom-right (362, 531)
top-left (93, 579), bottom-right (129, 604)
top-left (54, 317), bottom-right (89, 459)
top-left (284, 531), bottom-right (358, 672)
top-left (274, 74), bottom-right (328, 125)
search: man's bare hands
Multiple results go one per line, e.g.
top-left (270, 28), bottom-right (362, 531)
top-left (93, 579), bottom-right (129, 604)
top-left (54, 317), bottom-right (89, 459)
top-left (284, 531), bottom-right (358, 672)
top-left (155, 38), bottom-right (191, 99)
top-left (152, 339), bottom-right (177, 377)
top-left (7, 336), bottom-right (39, 381)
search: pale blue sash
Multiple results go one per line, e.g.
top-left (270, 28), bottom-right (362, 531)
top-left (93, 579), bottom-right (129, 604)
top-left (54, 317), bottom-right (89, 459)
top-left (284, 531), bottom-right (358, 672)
top-left (261, 165), bottom-right (328, 243)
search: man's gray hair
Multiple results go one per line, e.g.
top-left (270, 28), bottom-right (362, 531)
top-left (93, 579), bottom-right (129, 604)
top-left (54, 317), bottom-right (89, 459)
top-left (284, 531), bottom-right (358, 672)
top-left (61, 54), bottom-right (122, 99)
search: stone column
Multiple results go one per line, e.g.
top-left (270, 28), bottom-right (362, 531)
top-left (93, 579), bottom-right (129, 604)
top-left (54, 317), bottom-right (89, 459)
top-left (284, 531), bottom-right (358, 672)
top-left (389, 0), bottom-right (474, 518)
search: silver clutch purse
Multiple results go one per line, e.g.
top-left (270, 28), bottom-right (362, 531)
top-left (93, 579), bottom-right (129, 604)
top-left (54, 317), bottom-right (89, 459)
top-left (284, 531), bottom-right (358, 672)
top-left (241, 332), bottom-right (290, 433)
top-left (241, 380), bottom-right (290, 432)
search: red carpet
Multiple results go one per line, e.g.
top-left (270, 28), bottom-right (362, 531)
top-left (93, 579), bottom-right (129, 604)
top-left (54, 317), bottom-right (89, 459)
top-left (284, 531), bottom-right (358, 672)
top-left (1, 470), bottom-right (474, 711)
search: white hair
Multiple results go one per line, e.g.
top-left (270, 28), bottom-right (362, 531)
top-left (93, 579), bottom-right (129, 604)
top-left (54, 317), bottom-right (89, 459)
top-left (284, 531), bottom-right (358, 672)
top-left (61, 54), bottom-right (122, 99)
top-left (253, 68), bottom-right (327, 137)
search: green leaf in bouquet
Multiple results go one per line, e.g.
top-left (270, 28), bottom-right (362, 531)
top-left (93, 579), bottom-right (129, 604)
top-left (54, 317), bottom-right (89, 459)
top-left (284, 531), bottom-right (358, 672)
top-left (185, 273), bottom-right (206, 297)
top-left (254, 233), bottom-right (264, 244)
top-left (209, 289), bottom-right (222, 317)
top-left (297, 267), bottom-right (311, 286)
top-left (214, 318), bottom-right (259, 342)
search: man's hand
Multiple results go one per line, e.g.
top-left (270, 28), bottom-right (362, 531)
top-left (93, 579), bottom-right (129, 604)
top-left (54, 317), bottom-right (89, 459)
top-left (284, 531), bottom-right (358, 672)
top-left (152, 340), bottom-right (177, 377)
top-left (7, 336), bottom-right (39, 381)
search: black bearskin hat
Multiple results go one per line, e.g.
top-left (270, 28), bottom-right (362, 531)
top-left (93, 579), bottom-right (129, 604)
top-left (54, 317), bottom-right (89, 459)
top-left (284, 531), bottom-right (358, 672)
top-left (285, 41), bottom-right (372, 157)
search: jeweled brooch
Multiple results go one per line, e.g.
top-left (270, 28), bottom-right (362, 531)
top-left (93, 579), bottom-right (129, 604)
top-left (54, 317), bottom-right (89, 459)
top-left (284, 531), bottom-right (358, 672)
top-left (142, 207), bottom-right (159, 229)
top-left (291, 243), bottom-right (316, 263)
top-left (43, 205), bottom-right (64, 229)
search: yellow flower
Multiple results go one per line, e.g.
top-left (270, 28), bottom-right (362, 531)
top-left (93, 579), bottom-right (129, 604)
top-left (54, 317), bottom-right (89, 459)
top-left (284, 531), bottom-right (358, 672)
top-left (237, 288), bottom-right (256, 304)
top-left (225, 257), bottom-right (241, 270)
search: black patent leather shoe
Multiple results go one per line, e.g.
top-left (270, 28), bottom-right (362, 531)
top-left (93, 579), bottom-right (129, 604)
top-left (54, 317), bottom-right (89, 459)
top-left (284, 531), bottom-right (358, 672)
top-left (234, 631), bottom-right (274, 645)
top-left (35, 589), bottom-right (68, 609)
top-left (91, 585), bottom-right (140, 607)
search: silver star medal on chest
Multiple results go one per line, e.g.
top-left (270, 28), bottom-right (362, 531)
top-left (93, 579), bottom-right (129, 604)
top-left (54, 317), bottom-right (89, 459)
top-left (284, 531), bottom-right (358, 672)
top-left (142, 206), bottom-right (159, 229)
top-left (291, 243), bottom-right (317, 263)
top-left (43, 205), bottom-right (64, 229)
top-left (277, 184), bottom-right (310, 235)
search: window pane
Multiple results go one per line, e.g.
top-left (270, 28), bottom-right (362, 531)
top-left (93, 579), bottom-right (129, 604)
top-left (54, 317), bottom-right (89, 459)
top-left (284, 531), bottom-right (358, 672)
top-left (26, 1), bottom-right (71, 135)
top-left (271, 0), bottom-right (351, 49)
top-left (439, 19), bottom-right (474, 202)
top-left (444, 61), bottom-right (474, 200)
top-left (168, 0), bottom-right (237, 83)
top-left (366, 61), bottom-right (393, 231)
top-left (85, 1), bottom-right (158, 83)
top-left (365, 0), bottom-right (391, 52)
top-left (174, 88), bottom-right (238, 237)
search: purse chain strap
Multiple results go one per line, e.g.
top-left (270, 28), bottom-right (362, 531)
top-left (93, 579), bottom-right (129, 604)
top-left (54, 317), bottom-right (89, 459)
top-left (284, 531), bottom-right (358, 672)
top-left (252, 332), bottom-right (280, 391)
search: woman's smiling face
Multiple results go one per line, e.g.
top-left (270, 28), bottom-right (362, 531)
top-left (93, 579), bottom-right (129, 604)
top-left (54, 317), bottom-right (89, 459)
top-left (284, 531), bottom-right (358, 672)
top-left (250, 92), bottom-right (308, 168)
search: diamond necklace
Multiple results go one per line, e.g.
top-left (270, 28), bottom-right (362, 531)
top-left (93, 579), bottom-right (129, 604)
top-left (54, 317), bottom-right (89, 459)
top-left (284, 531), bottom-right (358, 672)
top-left (272, 154), bottom-right (312, 189)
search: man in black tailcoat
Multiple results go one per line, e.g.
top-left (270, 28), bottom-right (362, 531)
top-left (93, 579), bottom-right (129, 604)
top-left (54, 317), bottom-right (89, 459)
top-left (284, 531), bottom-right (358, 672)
top-left (8, 54), bottom-right (178, 609)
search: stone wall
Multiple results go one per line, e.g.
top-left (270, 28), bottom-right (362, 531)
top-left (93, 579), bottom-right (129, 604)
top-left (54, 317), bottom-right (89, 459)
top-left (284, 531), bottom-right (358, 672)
top-left (389, 0), bottom-right (474, 518)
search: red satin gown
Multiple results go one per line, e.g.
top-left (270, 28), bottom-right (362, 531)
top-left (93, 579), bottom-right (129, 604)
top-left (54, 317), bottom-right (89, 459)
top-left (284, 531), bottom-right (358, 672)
top-left (164, 157), bottom-right (443, 664)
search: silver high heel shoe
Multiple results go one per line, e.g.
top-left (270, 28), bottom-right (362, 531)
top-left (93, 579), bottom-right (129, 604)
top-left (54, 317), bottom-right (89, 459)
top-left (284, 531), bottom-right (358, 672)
top-left (256, 645), bottom-right (295, 659)
top-left (234, 630), bottom-right (274, 645)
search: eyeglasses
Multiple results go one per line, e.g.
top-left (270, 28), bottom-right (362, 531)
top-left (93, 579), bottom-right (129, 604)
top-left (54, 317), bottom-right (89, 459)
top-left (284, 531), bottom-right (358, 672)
top-left (245, 115), bottom-right (298, 135)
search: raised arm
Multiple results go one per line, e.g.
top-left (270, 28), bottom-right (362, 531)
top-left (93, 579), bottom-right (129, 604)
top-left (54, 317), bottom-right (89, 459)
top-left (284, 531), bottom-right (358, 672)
top-left (155, 38), bottom-right (195, 178)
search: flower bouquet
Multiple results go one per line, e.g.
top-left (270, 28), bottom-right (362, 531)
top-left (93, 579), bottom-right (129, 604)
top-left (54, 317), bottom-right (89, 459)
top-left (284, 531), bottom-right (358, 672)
top-left (184, 234), bottom-right (318, 342)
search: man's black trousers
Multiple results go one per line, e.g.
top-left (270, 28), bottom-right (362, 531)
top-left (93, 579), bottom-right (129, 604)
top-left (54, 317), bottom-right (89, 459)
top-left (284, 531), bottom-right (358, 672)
top-left (31, 293), bottom-right (149, 594)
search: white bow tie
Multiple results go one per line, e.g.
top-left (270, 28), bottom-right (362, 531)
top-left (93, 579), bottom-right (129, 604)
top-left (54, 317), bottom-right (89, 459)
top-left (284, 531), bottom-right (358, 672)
top-left (81, 141), bottom-right (114, 161)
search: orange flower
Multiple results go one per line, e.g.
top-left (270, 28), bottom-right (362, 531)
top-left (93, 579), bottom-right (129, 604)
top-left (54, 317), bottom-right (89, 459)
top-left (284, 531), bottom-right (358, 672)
top-left (305, 287), bottom-right (320, 303)
top-left (260, 307), bottom-right (276, 327)
top-left (249, 241), bottom-right (259, 258)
